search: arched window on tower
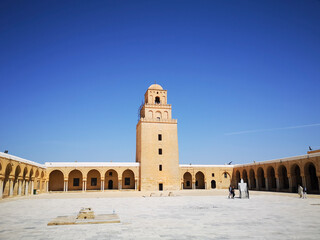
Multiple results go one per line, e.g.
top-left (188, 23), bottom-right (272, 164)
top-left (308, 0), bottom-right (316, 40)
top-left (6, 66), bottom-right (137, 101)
top-left (155, 96), bottom-right (160, 104)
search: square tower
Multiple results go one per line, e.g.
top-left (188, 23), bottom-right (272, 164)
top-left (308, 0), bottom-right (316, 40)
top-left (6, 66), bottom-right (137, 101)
top-left (136, 84), bottom-right (180, 191)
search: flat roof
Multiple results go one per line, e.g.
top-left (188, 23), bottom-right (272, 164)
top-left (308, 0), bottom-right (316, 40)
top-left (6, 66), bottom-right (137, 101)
top-left (179, 164), bottom-right (234, 168)
top-left (0, 152), bottom-right (45, 168)
top-left (234, 151), bottom-right (320, 167)
top-left (45, 162), bottom-right (140, 167)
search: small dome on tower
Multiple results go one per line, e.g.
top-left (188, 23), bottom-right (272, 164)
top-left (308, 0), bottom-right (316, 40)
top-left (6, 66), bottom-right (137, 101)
top-left (148, 84), bottom-right (163, 90)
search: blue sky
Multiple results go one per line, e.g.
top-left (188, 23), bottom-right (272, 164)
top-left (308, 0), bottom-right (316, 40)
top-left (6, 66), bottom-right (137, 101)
top-left (1, 0), bottom-right (319, 164)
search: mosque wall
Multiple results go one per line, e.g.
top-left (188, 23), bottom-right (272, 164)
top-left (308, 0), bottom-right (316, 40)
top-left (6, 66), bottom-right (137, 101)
top-left (1, 85), bottom-right (319, 199)
top-left (232, 150), bottom-right (320, 194)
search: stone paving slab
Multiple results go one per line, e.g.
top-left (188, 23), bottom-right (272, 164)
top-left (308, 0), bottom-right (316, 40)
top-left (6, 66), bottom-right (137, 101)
top-left (1, 193), bottom-right (320, 239)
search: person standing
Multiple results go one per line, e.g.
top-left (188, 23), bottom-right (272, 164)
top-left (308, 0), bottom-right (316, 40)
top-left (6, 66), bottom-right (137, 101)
top-left (303, 186), bottom-right (307, 199)
top-left (298, 185), bottom-right (303, 198)
top-left (231, 186), bottom-right (235, 199)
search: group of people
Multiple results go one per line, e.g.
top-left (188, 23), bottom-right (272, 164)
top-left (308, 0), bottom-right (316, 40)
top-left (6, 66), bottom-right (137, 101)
top-left (228, 182), bottom-right (307, 199)
top-left (298, 185), bottom-right (307, 199)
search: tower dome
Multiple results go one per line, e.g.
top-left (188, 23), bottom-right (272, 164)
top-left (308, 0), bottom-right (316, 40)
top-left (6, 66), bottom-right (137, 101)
top-left (148, 84), bottom-right (163, 90)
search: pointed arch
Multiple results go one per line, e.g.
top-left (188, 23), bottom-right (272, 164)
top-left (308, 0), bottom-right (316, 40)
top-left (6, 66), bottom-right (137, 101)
top-left (195, 171), bottom-right (205, 189)
top-left (183, 172), bottom-right (192, 189)
top-left (87, 169), bottom-right (101, 190)
top-left (68, 169), bottom-right (83, 191)
top-left (105, 169), bottom-right (118, 190)
top-left (267, 166), bottom-right (276, 190)
top-left (122, 169), bottom-right (135, 189)
top-left (49, 170), bottom-right (64, 191)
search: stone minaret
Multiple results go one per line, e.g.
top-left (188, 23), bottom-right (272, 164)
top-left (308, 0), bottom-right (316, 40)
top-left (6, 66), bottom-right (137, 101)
top-left (136, 84), bottom-right (180, 191)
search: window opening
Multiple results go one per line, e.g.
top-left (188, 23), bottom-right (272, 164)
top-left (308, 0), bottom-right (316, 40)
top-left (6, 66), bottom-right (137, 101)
top-left (155, 96), bottom-right (160, 104)
top-left (125, 177), bottom-right (130, 186)
top-left (158, 148), bottom-right (162, 155)
top-left (158, 134), bottom-right (162, 141)
top-left (73, 178), bottom-right (80, 187)
top-left (91, 178), bottom-right (97, 186)
top-left (159, 164), bottom-right (162, 171)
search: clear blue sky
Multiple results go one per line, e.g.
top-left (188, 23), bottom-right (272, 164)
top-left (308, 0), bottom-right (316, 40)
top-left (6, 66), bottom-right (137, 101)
top-left (1, 0), bottom-right (319, 165)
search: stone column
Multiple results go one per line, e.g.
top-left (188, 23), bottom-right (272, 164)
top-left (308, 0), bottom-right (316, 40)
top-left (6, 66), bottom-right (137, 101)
top-left (135, 180), bottom-right (137, 191)
top-left (26, 181), bottom-right (29, 196)
top-left (265, 178), bottom-right (269, 191)
top-left (82, 181), bottom-right (85, 192)
top-left (302, 175), bottom-right (306, 188)
top-left (22, 180), bottom-right (25, 195)
top-left (9, 179), bottom-right (14, 197)
top-left (288, 176), bottom-right (293, 193)
top-left (181, 182), bottom-right (184, 190)
top-left (256, 178), bottom-right (260, 191)
top-left (248, 178), bottom-right (251, 189)
top-left (276, 178), bottom-right (280, 191)
top-left (205, 182), bottom-right (207, 190)
top-left (65, 181), bottom-right (68, 192)
top-left (0, 179), bottom-right (3, 199)
top-left (46, 181), bottom-right (49, 192)
top-left (18, 180), bottom-right (22, 196)
top-left (118, 179), bottom-right (122, 190)
top-left (84, 181), bottom-right (87, 191)
top-left (31, 181), bottom-right (34, 195)
top-left (192, 182), bottom-right (195, 189)
top-left (101, 180), bottom-right (104, 191)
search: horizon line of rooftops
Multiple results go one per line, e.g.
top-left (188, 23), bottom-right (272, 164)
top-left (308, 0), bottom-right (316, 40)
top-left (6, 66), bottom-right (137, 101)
top-left (1, 151), bottom-right (319, 169)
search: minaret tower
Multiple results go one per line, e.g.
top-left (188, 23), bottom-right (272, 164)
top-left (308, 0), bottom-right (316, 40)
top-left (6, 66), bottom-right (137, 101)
top-left (136, 84), bottom-right (180, 191)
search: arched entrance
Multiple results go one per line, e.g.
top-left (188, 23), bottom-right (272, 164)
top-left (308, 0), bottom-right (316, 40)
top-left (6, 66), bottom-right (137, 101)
top-left (108, 180), bottom-right (113, 189)
top-left (105, 169), bottom-right (118, 190)
top-left (305, 162), bottom-right (319, 193)
top-left (291, 164), bottom-right (302, 193)
top-left (22, 167), bottom-right (28, 195)
top-left (68, 170), bottom-right (83, 191)
top-left (257, 167), bottom-right (266, 190)
top-left (211, 180), bottom-right (216, 189)
top-left (13, 165), bottom-right (21, 195)
top-left (249, 169), bottom-right (256, 189)
top-left (278, 165), bottom-right (289, 191)
top-left (183, 172), bottom-right (192, 189)
top-left (49, 170), bottom-right (64, 191)
top-left (195, 171), bottom-right (205, 189)
top-left (235, 170), bottom-right (240, 188)
top-left (3, 163), bottom-right (13, 197)
top-left (242, 170), bottom-right (248, 184)
top-left (87, 169), bottom-right (101, 190)
top-left (267, 166), bottom-right (276, 190)
top-left (122, 170), bottom-right (135, 189)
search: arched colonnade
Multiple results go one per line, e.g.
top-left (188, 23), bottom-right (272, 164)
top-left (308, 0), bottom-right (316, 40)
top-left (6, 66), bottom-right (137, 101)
top-left (181, 168), bottom-right (233, 190)
top-left (233, 159), bottom-right (320, 193)
top-left (0, 157), bottom-right (46, 199)
top-left (48, 168), bottom-right (138, 192)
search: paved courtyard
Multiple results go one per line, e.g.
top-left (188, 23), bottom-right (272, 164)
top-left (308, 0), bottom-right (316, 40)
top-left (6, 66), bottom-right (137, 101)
top-left (1, 191), bottom-right (320, 239)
